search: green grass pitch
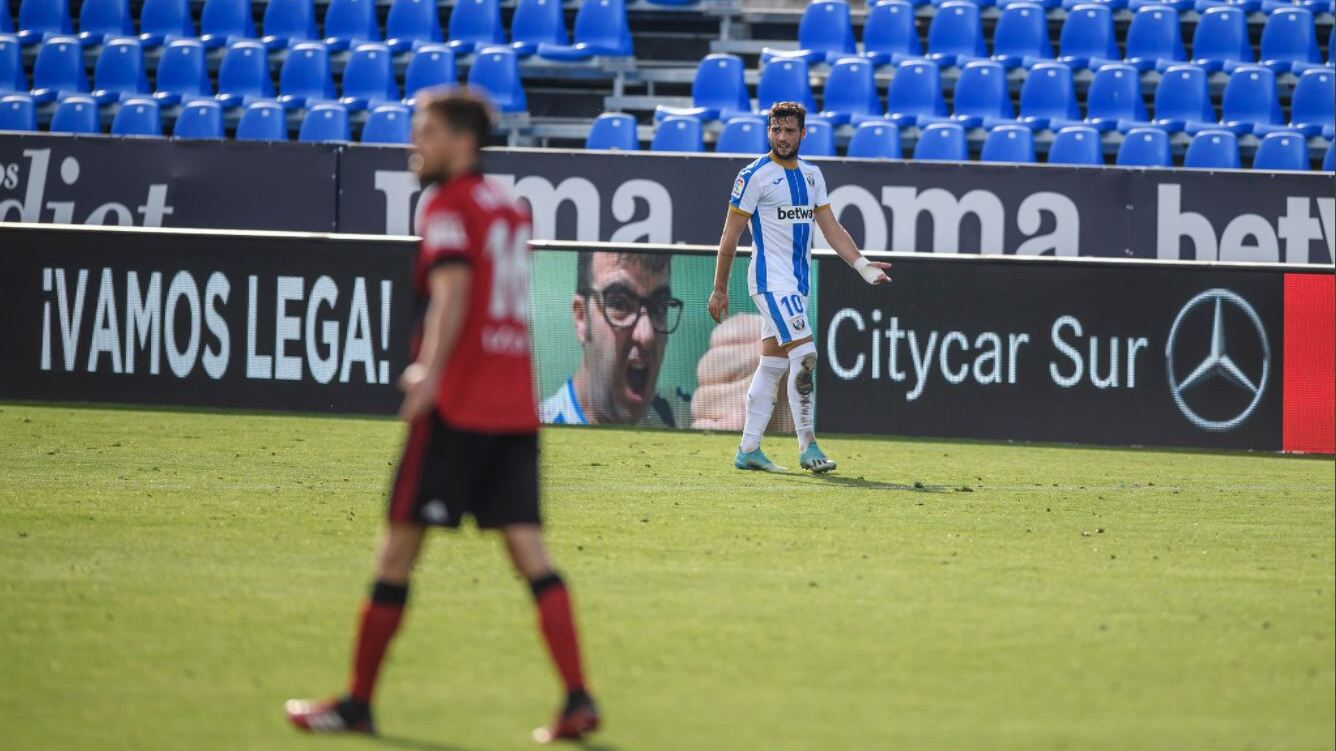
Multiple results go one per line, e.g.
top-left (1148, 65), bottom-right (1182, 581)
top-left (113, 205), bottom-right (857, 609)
top-left (1, 403), bottom-right (1332, 751)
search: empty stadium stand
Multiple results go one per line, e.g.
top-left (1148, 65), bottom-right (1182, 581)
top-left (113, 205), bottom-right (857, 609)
top-left (0, 0), bottom-right (1329, 169)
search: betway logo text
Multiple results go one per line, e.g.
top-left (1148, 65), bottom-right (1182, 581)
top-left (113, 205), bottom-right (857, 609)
top-left (1156, 185), bottom-right (1334, 264)
top-left (775, 204), bottom-right (814, 222)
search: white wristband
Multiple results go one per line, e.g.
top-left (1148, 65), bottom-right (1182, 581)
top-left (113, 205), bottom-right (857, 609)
top-left (852, 257), bottom-right (881, 284)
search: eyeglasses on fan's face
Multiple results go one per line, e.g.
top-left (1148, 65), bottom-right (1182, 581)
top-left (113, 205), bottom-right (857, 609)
top-left (585, 284), bottom-right (683, 334)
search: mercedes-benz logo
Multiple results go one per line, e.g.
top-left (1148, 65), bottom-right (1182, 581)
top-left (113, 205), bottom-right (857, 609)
top-left (1165, 289), bottom-right (1270, 432)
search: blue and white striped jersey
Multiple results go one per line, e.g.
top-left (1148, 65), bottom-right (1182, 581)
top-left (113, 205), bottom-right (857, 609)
top-left (728, 153), bottom-right (831, 297)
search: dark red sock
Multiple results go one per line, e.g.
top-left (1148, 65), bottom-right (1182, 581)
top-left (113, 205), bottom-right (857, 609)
top-left (531, 573), bottom-right (587, 694)
top-left (348, 580), bottom-right (408, 705)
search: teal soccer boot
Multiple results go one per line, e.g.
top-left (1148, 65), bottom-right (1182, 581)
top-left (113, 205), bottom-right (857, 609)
top-left (799, 442), bottom-right (837, 474)
top-left (734, 447), bottom-right (786, 473)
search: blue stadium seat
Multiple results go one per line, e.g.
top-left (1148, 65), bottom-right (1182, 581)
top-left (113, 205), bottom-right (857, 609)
top-left (885, 58), bottom-right (946, 126)
top-left (0, 92), bottom-right (35, 130)
top-left (1053, 3), bottom-right (1118, 70)
top-left (410, 2), bottom-right (467, 55)
top-left (322, 0), bottom-right (379, 52)
top-left (654, 53), bottom-right (749, 122)
top-left (1, 3), bottom-right (10, 32)
top-left (200, 0), bottom-right (255, 49)
top-left (925, 1), bottom-right (986, 67)
top-left (1116, 127), bottom-right (1171, 166)
top-left (1283, 68), bottom-right (1334, 137)
top-left (1001, 0), bottom-right (1060, 8)
top-left (991, 2), bottom-right (1051, 69)
top-left (1014, 61), bottom-right (1078, 129)
top-left (537, 0), bottom-right (632, 60)
top-left (446, 0), bottom-right (499, 54)
top-left (1150, 65), bottom-right (1213, 132)
top-left (1324, 141), bottom-right (1334, 171)
top-left (215, 40), bottom-right (272, 109)
top-left (934, 0), bottom-right (996, 7)
top-left (1062, 0), bottom-right (1127, 10)
top-left (16, 0), bottom-right (71, 46)
top-left (30, 35), bottom-right (85, 102)
top-left (261, 0), bottom-right (317, 49)
top-left (715, 115), bottom-right (768, 153)
top-left (402, 44), bottom-right (456, 105)
top-left (1131, 0), bottom-right (1191, 9)
top-left (467, 45), bottom-right (527, 113)
top-left (49, 93), bottom-right (99, 132)
top-left (802, 118), bottom-right (836, 156)
top-left (755, 57), bottom-right (816, 114)
top-left (914, 121), bottom-right (968, 160)
top-left (585, 111), bottom-right (638, 149)
top-left (981, 123), bottom-right (1036, 162)
top-left (153, 39), bottom-right (209, 106)
top-left (339, 42), bottom-right (396, 111)
top-left (90, 37), bottom-right (149, 104)
top-left (361, 102), bottom-right (412, 144)
top-left (277, 41), bottom-right (334, 109)
top-left (0, 34), bottom-right (24, 93)
top-left (235, 99), bottom-right (288, 140)
top-left (761, 0), bottom-right (854, 65)
top-left (77, 0), bottom-right (132, 46)
top-left (1253, 131), bottom-right (1310, 170)
top-left (1047, 124), bottom-right (1103, 164)
top-left (846, 120), bottom-right (902, 158)
top-left (1183, 129), bottom-right (1241, 168)
top-left (1189, 6), bottom-right (1251, 72)
top-left (1079, 63), bottom-right (1147, 132)
top-left (651, 114), bottom-right (703, 152)
top-left (1213, 65), bottom-right (1284, 133)
top-left (298, 101), bottom-right (350, 142)
top-left (941, 59), bottom-right (1011, 127)
top-left (510, 0), bottom-right (567, 57)
top-left (818, 57), bottom-right (880, 125)
top-left (138, 0), bottom-right (193, 48)
top-left (173, 98), bottom-right (224, 138)
top-left (1123, 4), bottom-right (1184, 71)
top-left (862, 0), bottom-right (919, 67)
top-left (111, 96), bottom-right (162, 136)
top-left (1255, 7), bottom-right (1322, 73)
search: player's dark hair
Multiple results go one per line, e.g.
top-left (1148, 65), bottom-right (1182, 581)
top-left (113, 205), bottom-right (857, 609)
top-left (576, 251), bottom-right (671, 296)
top-left (768, 101), bottom-right (807, 130)
top-left (418, 87), bottom-right (495, 148)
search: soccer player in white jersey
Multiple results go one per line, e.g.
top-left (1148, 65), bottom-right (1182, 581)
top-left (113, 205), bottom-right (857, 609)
top-left (708, 102), bottom-right (892, 473)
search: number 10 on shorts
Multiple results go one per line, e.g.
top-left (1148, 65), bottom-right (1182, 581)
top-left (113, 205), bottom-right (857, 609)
top-left (778, 294), bottom-right (804, 317)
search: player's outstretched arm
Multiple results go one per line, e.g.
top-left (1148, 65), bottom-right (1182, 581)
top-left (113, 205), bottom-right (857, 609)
top-left (398, 265), bottom-right (472, 421)
top-left (709, 209), bottom-right (750, 323)
top-left (814, 209), bottom-right (892, 286)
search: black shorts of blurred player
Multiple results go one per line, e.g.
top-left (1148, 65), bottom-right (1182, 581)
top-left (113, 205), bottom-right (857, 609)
top-left (388, 412), bottom-right (540, 530)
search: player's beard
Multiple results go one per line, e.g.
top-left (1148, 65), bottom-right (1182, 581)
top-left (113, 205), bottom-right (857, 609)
top-left (772, 141), bottom-right (798, 160)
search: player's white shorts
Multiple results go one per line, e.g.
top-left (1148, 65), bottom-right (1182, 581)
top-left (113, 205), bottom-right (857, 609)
top-left (752, 291), bottom-right (811, 345)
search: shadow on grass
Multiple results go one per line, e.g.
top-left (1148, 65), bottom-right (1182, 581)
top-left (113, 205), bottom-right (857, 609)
top-left (374, 735), bottom-right (484, 751)
top-left (376, 734), bottom-right (625, 751)
top-left (771, 472), bottom-right (951, 493)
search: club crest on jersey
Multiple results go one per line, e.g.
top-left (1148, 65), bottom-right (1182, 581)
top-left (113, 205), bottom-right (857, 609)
top-left (806, 174), bottom-right (815, 187)
top-left (731, 176), bottom-right (746, 199)
top-left (774, 204), bottom-right (814, 223)
top-left (425, 214), bottom-right (467, 251)
top-left (790, 315), bottom-right (807, 332)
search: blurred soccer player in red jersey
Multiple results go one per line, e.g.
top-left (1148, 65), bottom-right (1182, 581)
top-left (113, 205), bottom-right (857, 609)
top-left (285, 88), bottom-right (599, 744)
